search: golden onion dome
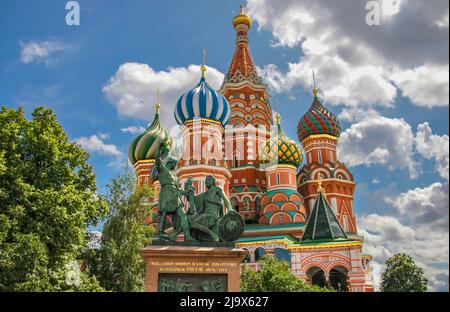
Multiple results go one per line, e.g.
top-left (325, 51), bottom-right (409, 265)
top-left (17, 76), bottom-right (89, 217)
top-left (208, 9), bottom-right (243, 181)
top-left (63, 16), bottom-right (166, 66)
top-left (258, 115), bottom-right (304, 168)
top-left (233, 4), bottom-right (252, 28)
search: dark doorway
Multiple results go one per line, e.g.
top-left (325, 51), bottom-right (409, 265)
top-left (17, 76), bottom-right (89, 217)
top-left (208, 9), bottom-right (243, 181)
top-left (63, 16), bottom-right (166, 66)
top-left (307, 267), bottom-right (326, 287)
top-left (329, 267), bottom-right (349, 291)
top-left (255, 248), bottom-right (266, 261)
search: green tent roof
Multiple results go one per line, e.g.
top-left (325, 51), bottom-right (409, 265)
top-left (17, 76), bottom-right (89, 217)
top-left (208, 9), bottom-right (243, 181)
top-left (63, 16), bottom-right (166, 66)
top-left (301, 190), bottom-right (347, 242)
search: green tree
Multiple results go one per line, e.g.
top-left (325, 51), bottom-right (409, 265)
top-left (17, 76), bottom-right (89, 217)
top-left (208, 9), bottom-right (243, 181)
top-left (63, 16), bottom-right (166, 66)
top-left (241, 255), bottom-right (333, 292)
top-left (87, 166), bottom-right (154, 292)
top-left (0, 106), bottom-right (108, 291)
top-left (381, 253), bottom-right (428, 292)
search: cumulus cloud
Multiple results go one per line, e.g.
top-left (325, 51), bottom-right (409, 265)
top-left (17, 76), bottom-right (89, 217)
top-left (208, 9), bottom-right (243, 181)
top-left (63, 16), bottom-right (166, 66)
top-left (392, 65), bottom-right (449, 107)
top-left (121, 126), bottom-right (146, 135)
top-left (359, 208), bottom-right (449, 291)
top-left (247, 0), bottom-right (449, 108)
top-left (74, 134), bottom-right (125, 168)
top-left (338, 116), bottom-right (448, 182)
top-left (102, 63), bottom-right (224, 128)
top-left (260, 56), bottom-right (398, 108)
top-left (337, 115), bottom-right (417, 178)
top-left (358, 178), bottom-right (449, 291)
top-left (387, 182), bottom-right (449, 230)
top-left (20, 40), bottom-right (70, 65)
top-left (75, 134), bottom-right (122, 157)
top-left (415, 122), bottom-right (449, 180)
top-left (359, 214), bottom-right (416, 241)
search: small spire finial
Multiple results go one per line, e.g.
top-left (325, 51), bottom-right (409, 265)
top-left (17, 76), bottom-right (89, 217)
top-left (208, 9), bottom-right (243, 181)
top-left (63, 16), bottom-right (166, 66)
top-left (201, 48), bottom-right (207, 78)
top-left (240, 3), bottom-right (245, 14)
top-left (313, 71), bottom-right (318, 98)
top-left (275, 98), bottom-right (281, 125)
top-left (156, 87), bottom-right (161, 114)
top-left (317, 174), bottom-right (325, 193)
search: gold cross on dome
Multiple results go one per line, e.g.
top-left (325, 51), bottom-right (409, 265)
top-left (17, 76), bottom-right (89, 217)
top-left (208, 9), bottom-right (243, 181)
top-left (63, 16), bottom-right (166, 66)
top-left (313, 71), bottom-right (319, 98)
top-left (156, 87), bottom-right (161, 114)
top-left (201, 48), bottom-right (207, 77)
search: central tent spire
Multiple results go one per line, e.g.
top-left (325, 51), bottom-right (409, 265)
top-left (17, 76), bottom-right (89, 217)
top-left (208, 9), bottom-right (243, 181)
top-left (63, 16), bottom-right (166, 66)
top-left (223, 4), bottom-right (263, 86)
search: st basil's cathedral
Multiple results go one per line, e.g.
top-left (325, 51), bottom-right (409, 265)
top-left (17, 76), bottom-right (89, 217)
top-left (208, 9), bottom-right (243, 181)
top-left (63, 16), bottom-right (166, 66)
top-left (128, 6), bottom-right (374, 292)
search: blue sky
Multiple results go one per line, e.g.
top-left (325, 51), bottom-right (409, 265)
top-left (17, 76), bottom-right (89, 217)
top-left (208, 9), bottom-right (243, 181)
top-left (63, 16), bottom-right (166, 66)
top-left (1, 0), bottom-right (448, 291)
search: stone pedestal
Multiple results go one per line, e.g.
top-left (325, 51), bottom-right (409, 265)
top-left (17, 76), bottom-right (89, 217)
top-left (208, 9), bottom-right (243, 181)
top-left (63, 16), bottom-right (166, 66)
top-left (140, 245), bottom-right (247, 292)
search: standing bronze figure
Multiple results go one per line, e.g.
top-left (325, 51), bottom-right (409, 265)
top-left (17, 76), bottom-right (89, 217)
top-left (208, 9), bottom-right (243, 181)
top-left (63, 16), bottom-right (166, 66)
top-left (154, 139), bottom-right (193, 241)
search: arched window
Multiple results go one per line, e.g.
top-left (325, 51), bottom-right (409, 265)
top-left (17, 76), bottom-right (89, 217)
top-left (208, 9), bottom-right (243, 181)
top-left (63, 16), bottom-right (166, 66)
top-left (243, 197), bottom-right (251, 211)
top-left (255, 248), bottom-right (266, 261)
top-left (329, 266), bottom-right (349, 292)
top-left (274, 248), bottom-right (291, 266)
top-left (306, 267), bottom-right (326, 287)
top-left (233, 151), bottom-right (241, 168)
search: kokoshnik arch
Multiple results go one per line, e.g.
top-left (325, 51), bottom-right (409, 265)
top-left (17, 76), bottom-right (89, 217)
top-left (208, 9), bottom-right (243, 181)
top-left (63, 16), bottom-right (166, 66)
top-left (128, 5), bottom-right (374, 292)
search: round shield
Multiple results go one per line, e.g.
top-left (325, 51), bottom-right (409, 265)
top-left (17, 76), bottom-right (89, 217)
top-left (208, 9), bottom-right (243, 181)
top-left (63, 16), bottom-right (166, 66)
top-left (218, 211), bottom-right (245, 242)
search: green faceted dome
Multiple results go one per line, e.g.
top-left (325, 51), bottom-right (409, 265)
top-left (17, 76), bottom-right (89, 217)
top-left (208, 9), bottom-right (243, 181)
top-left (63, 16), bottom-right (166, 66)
top-left (128, 106), bottom-right (171, 165)
top-left (258, 116), bottom-right (304, 168)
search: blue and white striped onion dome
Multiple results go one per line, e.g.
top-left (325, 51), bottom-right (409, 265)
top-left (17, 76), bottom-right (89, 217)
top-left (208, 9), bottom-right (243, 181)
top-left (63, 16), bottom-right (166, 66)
top-left (174, 76), bottom-right (231, 126)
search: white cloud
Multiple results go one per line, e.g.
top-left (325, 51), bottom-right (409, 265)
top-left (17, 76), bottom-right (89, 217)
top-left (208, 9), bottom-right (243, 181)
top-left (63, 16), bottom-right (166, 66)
top-left (337, 115), bottom-right (417, 178)
top-left (358, 179), bottom-right (450, 291)
top-left (436, 11), bottom-right (449, 28)
top-left (74, 134), bottom-right (125, 168)
top-left (98, 133), bottom-right (110, 140)
top-left (102, 63), bottom-right (224, 128)
top-left (121, 126), bottom-right (146, 135)
top-left (359, 214), bottom-right (415, 242)
top-left (338, 117), bottom-right (449, 181)
top-left (338, 107), bottom-right (380, 123)
top-left (359, 209), bottom-right (449, 292)
top-left (75, 134), bottom-right (122, 157)
top-left (257, 64), bottom-right (287, 93)
top-left (368, 260), bottom-right (383, 291)
top-left (247, 0), bottom-right (449, 109)
top-left (20, 40), bottom-right (70, 65)
top-left (415, 122), bottom-right (449, 180)
top-left (387, 182), bottom-right (449, 230)
top-left (392, 65), bottom-right (449, 108)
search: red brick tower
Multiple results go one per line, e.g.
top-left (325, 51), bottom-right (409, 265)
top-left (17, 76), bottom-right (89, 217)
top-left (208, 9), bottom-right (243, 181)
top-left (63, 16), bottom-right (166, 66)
top-left (221, 5), bottom-right (273, 222)
top-left (297, 88), bottom-right (358, 234)
top-left (174, 62), bottom-right (232, 198)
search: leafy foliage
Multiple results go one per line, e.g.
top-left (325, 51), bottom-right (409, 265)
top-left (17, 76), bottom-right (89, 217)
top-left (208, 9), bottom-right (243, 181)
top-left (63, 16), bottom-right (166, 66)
top-left (0, 106), bottom-right (108, 291)
top-left (241, 255), bottom-right (334, 292)
top-left (381, 253), bottom-right (428, 292)
top-left (86, 166), bottom-right (154, 292)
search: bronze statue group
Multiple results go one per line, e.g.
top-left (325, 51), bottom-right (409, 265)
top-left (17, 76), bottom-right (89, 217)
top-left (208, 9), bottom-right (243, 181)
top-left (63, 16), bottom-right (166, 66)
top-left (153, 139), bottom-right (244, 243)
